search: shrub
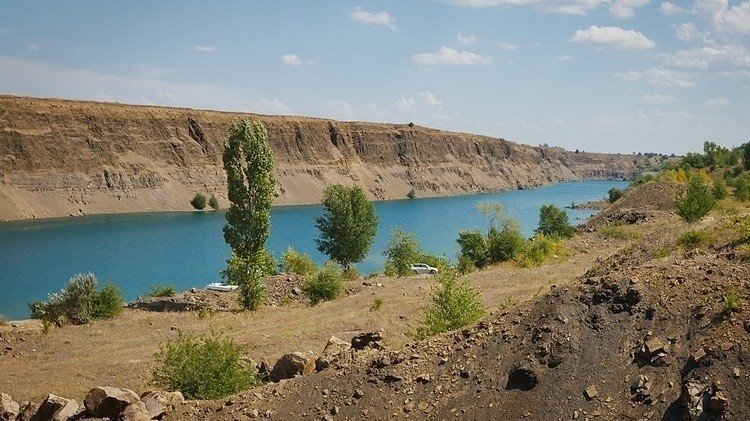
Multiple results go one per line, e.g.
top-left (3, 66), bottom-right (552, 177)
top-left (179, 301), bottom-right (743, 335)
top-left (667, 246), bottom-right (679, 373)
top-left (222, 251), bottom-right (275, 311)
top-left (281, 247), bottom-right (317, 276)
top-left (630, 173), bottom-right (655, 187)
top-left (735, 176), bottom-right (750, 201)
top-left (151, 331), bottom-right (261, 400)
top-left (712, 179), bottom-right (728, 200)
top-left (303, 262), bottom-right (345, 305)
top-left (598, 224), bottom-right (637, 240)
top-left (515, 234), bottom-right (564, 267)
top-left (148, 284), bottom-right (176, 298)
top-left (190, 193), bottom-right (207, 210)
top-left (498, 297), bottom-right (518, 311)
top-left (384, 229), bottom-right (422, 276)
top-left (487, 222), bottom-right (525, 263)
top-left (608, 188), bottom-right (624, 203)
top-left (456, 255), bottom-right (476, 274)
top-left (677, 230), bottom-right (712, 249)
top-left (675, 174), bottom-right (716, 223)
top-left (208, 195), bottom-right (219, 210)
top-left (28, 273), bottom-right (123, 326)
top-left (457, 230), bottom-right (489, 269)
top-left (417, 271), bottom-right (485, 338)
top-left (370, 298), bottom-right (384, 312)
top-left (724, 286), bottom-right (741, 314)
top-left (536, 205), bottom-right (574, 238)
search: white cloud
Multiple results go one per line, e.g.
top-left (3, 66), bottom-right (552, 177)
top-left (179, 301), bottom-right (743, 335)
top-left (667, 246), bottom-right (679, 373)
top-left (672, 22), bottom-right (700, 41)
top-left (193, 45), bottom-right (216, 53)
top-left (441, 0), bottom-right (609, 15)
top-left (571, 26), bottom-right (656, 50)
top-left (694, 0), bottom-right (750, 34)
top-left (659, 2), bottom-right (684, 15)
top-left (610, 0), bottom-right (650, 18)
top-left (349, 6), bottom-right (397, 31)
top-left (641, 94), bottom-right (679, 103)
top-left (662, 44), bottom-right (750, 71)
top-left (26, 43), bottom-right (39, 52)
top-left (458, 32), bottom-right (477, 45)
top-left (281, 53), bottom-right (303, 66)
top-left (616, 67), bottom-right (696, 88)
top-left (704, 97), bottom-right (730, 109)
top-left (322, 100), bottom-right (392, 122)
top-left (412, 46), bottom-right (492, 66)
top-left (394, 97), bottom-right (417, 114)
top-left (558, 54), bottom-right (574, 61)
top-left (248, 98), bottom-right (292, 114)
top-left (419, 90), bottom-right (443, 107)
top-left (499, 42), bottom-right (518, 50)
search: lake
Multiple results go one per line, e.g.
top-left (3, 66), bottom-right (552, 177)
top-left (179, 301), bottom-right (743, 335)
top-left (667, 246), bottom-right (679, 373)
top-left (0, 180), bottom-right (627, 319)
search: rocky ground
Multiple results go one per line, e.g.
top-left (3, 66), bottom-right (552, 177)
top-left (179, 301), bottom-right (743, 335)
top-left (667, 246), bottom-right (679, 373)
top-left (2, 181), bottom-right (749, 420)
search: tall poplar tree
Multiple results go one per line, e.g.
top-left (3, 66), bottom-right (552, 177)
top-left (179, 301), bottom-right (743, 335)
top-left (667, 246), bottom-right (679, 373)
top-left (222, 119), bottom-right (275, 310)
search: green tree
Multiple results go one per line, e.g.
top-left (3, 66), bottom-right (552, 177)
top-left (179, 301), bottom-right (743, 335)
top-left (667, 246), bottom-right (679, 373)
top-left (384, 228), bottom-right (422, 276)
top-left (487, 221), bottom-right (526, 262)
top-left (743, 142), bottom-right (750, 171)
top-left (736, 176), bottom-right (750, 201)
top-left (536, 204), bottom-right (574, 238)
top-left (675, 173), bottom-right (716, 223)
top-left (222, 120), bottom-right (276, 310)
top-left (712, 179), bottom-right (728, 200)
top-left (191, 193), bottom-right (207, 210)
top-left (315, 184), bottom-right (378, 268)
top-left (456, 230), bottom-right (489, 269)
top-left (607, 188), bottom-right (624, 203)
top-left (208, 194), bottom-right (219, 210)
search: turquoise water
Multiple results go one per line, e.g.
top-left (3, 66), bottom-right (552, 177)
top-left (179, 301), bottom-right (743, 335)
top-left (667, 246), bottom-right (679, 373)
top-left (0, 180), bottom-right (626, 319)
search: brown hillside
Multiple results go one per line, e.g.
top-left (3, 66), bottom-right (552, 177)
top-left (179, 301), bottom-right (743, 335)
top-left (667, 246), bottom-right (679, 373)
top-left (0, 95), bottom-right (659, 221)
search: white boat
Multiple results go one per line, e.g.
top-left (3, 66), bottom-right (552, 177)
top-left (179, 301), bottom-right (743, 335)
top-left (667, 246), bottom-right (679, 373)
top-left (206, 282), bottom-right (239, 292)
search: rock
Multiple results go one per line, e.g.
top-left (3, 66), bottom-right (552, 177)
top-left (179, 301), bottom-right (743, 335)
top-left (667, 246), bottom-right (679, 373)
top-left (351, 331), bottom-right (385, 350)
top-left (140, 391), bottom-right (185, 419)
top-left (707, 390), bottom-right (728, 415)
top-left (1, 393), bottom-right (20, 421)
top-left (270, 352), bottom-right (316, 382)
top-left (630, 374), bottom-right (652, 405)
top-left (15, 402), bottom-right (37, 421)
top-left (584, 386), bottom-right (598, 400)
top-left (690, 348), bottom-right (707, 364)
top-left (256, 358), bottom-right (271, 382)
top-left (353, 389), bottom-right (364, 399)
top-left (316, 336), bottom-right (353, 371)
top-left (34, 394), bottom-right (79, 421)
top-left (644, 338), bottom-right (664, 356)
top-left (743, 319), bottom-right (750, 333)
top-left (120, 402), bottom-right (151, 421)
top-left (84, 386), bottom-right (140, 419)
top-left (291, 287), bottom-right (302, 296)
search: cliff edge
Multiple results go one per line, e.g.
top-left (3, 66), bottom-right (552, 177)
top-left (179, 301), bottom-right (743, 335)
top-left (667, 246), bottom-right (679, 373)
top-left (0, 96), bottom-right (657, 221)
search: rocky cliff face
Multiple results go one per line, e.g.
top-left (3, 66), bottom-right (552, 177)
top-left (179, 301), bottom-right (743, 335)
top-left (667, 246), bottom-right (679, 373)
top-left (0, 96), bottom-right (657, 221)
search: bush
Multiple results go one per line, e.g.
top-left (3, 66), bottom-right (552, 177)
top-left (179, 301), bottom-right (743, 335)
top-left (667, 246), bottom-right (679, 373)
top-left (677, 230), bottom-right (712, 249)
top-left (303, 262), bottom-right (345, 305)
top-left (148, 285), bottom-right (177, 298)
top-left (151, 331), bottom-right (261, 400)
top-left (487, 222), bottom-right (525, 263)
top-left (735, 176), bottom-right (750, 201)
top-left (457, 230), bottom-right (489, 269)
top-left (208, 195), bottom-right (219, 210)
top-left (222, 251), bottom-right (275, 311)
top-left (675, 174), bottom-right (716, 223)
top-left (598, 224), bottom-right (637, 240)
top-left (417, 271), bottom-right (485, 338)
top-left (724, 286), bottom-right (741, 314)
top-left (28, 273), bottom-right (123, 326)
top-left (712, 179), bottom-right (728, 200)
top-left (515, 234), bottom-right (564, 267)
top-left (536, 204), bottom-right (574, 238)
top-left (191, 193), bottom-right (207, 210)
top-left (608, 188), bottom-right (624, 203)
top-left (281, 247), bottom-right (317, 276)
top-left (370, 298), bottom-right (384, 311)
top-left (384, 229), bottom-right (422, 276)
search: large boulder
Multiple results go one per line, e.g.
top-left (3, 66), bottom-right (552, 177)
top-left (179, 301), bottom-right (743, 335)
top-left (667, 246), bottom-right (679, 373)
top-left (0, 393), bottom-right (20, 421)
top-left (140, 391), bottom-right (185, 419)
top-left (351, 330), bottom-right (385, 350)
top-left (269, 352), bottom-right (316, 382)
top-left (15, 402), bottom-right (38, 421)
top-left (316, 336), bottom-right (353, 371)
top-left (83, 386), bottom-right (140, 419)
top-left (33, 394), bottom-right (79, 421)
top-left (120, 402), bottom-right (151, 421)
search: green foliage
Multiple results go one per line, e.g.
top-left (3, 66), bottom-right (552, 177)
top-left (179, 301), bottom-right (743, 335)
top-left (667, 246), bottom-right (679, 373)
top-left (208, 195), bottom-right (219, 210)
top-left (303, 262), bottom-right (345, 305)
top-left (370, 298), bottom-right (384, 312)
top-left (92, 283), bottom-right (124, 319)
top-left (315, 184), bottom-right (378, 268)
top-left (675, 173), bottom-right (716, 223)
top-left (735, 176), bottom-right (750, 201)
top-left (487, 221), bottom-right (525, 263)
top-left (383, 228), bottom-right (422, 276)
top-left (151, 331), bottom-right (261, 400)
top-left (281, 247), bottom-right (317, 276)
top-left (712, 179), bottom-right (728, 200)
top-left (457, 230), bottom-right (489, 269)
top-left (148, 285), bottom-right (176, 298)
top-left (608, 188), bottom-right (624, 203)
top-left (630, 173), bottom-right (655, 187)
top-left (677, 230), bottom-right (712, 249)
top-left (723, 286), bottom-right (741, 314)
top-left (456, 255), bottom-right (476, 274)
top-left (536, 204), bottom-right (574, 238)
top-left (515, 234), bottom-right (564, 268)
top-left (498, 297), bottom-right (518, 311)
top-left (222, 119), bottom-right (275, 310)
top-left (598, 224), bottom-right (637, 240)
top-left (28, 273), bottom-right (123, 326)
top-left (417, 271), bottom-right (485, 338)
top-left (417, 253), bottom-right (451, 273)
top-left (743, 142), bottom-right (750, 171)
top-left (190, 193), bottom-right (207, 210)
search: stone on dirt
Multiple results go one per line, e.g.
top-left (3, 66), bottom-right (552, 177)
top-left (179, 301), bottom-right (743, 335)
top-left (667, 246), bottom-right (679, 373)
top-left (34, 394), bottom-right (79, 421)
top-left (83, 386), bottom-right (140, 419)
top-left (270, 352), bottom-right (316, 382)
top-left (584, 386), bottom-right (598, 400)
top-left (0, 393), bottom-right (20, 421)
top-left (351, 330), bottom-right (385, 350)
top-left (316, 336), bottom-right (353, 372)
top-left (140, 390), bottom-right (185, 419)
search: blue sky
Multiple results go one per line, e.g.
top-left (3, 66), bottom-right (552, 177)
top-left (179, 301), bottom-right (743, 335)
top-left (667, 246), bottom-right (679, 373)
top-left (0, 1), bottom-right (748, 154)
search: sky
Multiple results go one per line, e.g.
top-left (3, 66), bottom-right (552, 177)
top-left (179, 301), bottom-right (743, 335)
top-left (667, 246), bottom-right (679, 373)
top-left (0, 1), bottom-right (748, 154)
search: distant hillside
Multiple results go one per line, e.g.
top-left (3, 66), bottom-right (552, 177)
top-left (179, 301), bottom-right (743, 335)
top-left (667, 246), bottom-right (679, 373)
top-left (0, 95), bottom-right (660, 220)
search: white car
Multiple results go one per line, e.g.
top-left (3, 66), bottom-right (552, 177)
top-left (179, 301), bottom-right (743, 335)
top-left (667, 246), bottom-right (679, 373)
top-left (410, 263), bottom-right (439, 275)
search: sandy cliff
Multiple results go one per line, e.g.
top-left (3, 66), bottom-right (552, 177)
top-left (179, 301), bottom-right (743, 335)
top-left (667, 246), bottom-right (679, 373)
top-left (0, 95), bottom-right (657, 221)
